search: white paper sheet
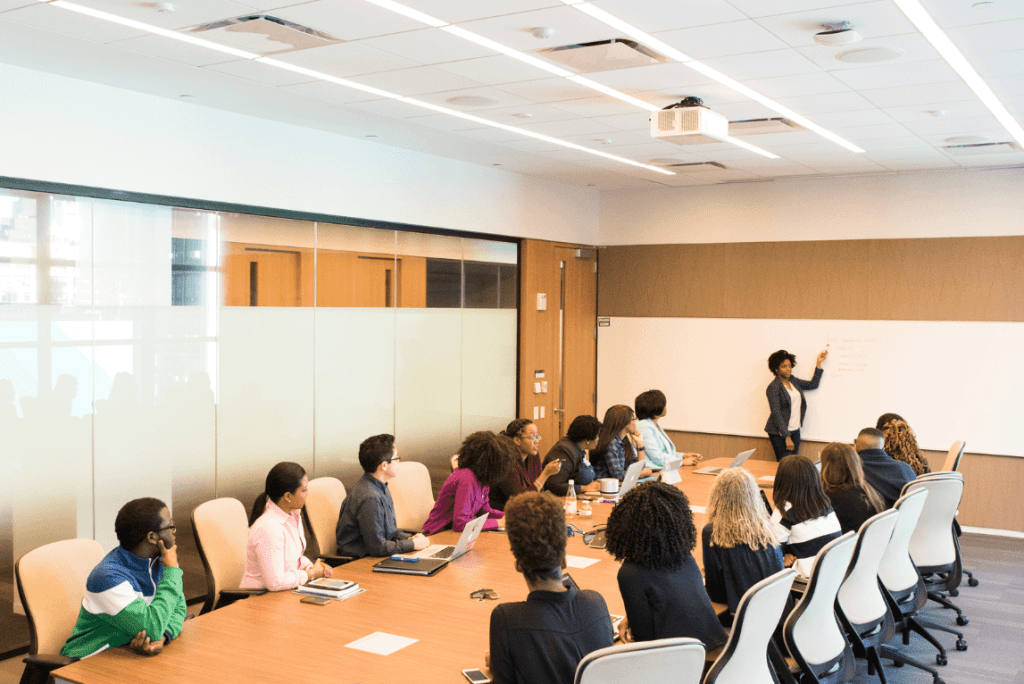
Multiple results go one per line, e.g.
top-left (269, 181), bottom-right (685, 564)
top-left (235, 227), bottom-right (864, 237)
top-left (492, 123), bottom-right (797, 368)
top-left (759, 476), bottom-right (775, 483)
top-left (565, 555), bottom-right (601, 569)
top-left (690, 505), bottom-right (706, 514)
top-left (345, 632), bottom-right (418, 656)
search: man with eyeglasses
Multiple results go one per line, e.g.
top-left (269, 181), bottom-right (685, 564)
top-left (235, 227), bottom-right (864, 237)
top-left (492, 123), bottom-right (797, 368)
top-left (62, 498), bottom-right (187, 658)
top-left (336, 433), bottom-right (430, 558)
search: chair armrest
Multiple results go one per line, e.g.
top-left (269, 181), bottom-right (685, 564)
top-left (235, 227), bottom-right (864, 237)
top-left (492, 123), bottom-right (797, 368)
top-left (24, 653), bottom-right (78, 672)
top-left (319, 554), bottom-right (357, 567)
top-left (214, 588), bottom-right (267, 611)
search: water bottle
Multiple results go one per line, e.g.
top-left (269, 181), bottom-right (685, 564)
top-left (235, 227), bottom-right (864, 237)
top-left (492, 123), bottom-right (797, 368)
top-left (565, 479), bottom-right (577, 518)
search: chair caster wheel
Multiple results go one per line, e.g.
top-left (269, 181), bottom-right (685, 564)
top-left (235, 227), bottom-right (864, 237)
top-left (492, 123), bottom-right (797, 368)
top-left (934, 679), bottom-right (946, 684)
top-left (949, 588), bottom-right (959, 597)
top-left (968, 578), bottom-right (979, 587)
top-left (956, 615), bottom-right (969, 626)
top-left (956, 639), bottom-right (968, 652)
top-left (936, 655), bottom-right (948, 666)
top-left (893, 661), bottom-right (905, 668)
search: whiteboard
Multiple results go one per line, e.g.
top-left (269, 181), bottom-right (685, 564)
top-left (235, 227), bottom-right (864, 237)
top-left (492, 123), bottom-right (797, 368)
top-left (597, 318), bottom-right (1024, 457)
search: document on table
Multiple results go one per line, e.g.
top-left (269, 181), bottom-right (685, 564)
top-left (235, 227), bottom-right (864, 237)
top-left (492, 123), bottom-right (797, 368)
top-left (690, 505), bottom-right (706, 514)
top-left (759, 476), bottom-right (775, 483)
top-left (345, 632), bottom-right (418, 656)
top-left (565, 555), bottom-right (601, 569)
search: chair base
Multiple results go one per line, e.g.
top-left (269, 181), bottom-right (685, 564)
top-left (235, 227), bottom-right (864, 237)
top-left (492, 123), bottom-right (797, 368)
top-left (879, 645), bottom-right (945, 684)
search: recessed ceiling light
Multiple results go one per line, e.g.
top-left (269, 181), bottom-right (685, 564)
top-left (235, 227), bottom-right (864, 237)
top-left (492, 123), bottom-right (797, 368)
top-left (446, 95), bottom-right (501, 107)
top-left (154, 2), bottom-right (175, 13)
top-left (178, 94), bottom-right (194, 99)
top-left (365, 134), bottom-right (378, 138)
top-left (835, 47), bottom-right (906, 63)
top-left (928, 110), bottom-right (948, 117)
top-left (972, 2), bottom-right (995, 8)
top-left (593, 138), bottom-right (613, 145)
top-left (814, 22), bottom-right (862, 46)
top-left (944, 134), bottom-right (991, 144)
top-left (510, 113), bottom-right (534, 119)
top-left (530, 27), bottom-right (555, 39)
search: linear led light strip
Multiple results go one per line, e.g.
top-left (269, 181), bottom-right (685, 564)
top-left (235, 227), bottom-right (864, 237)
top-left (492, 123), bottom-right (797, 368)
top-left (891, 0), bottom-right (1024, 147)
top-left (35, 0), bottom-right (673, 175)
top-left (558, 0), bottom-right (866, 154)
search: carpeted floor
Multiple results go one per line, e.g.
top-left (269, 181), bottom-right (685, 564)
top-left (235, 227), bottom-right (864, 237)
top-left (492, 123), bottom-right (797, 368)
top-left (0, 532), bottom-right (1020, 684)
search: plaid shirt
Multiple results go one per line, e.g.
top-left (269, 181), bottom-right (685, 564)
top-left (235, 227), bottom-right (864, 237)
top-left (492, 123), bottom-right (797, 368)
top-left (594, 435), bottom-right (630, 480)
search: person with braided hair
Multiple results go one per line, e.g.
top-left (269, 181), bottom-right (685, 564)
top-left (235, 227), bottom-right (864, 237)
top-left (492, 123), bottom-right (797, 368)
top-left (605, 482), bottom-right (727, 658)
top-left (881, 419), bottom-right (931, 476)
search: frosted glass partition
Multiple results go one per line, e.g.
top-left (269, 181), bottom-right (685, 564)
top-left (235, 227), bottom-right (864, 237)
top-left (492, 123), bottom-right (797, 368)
top-left (0, 185), bottom-right (518, 653)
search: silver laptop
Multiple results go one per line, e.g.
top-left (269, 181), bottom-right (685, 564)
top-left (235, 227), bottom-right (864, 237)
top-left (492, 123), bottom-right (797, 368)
top-left (400, 513), bottom-right (488, 562)
top-left (693, 448), bottom-right (756, 476)
top-left (604, 461), bottom-right (647, 502)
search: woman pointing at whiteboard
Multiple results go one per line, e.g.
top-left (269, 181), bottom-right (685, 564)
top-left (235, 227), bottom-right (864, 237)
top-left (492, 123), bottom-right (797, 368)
top-left (764, 348), bottom-right (828, 461)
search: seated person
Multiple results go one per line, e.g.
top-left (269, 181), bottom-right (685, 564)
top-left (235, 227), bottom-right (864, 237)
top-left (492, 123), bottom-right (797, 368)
top-left (490, 419), bottom-right (561, 511)
top-left (855, 427), bottom-right (916, 508)
top-left (488, 492), bottom-right (613, 684)
top-left (62, 498), bottom-right (187, 658)
top-left (820, 442), bottom-right (885, 534)
top-left (241, 462), bottom-right (332, 590)
top-left (634, 390), bottom-right (700, 470)
top-left (882, 419), bottom-right (931, 476)
top-left (336, 434), bottom-right (430, 558)
top-left (542, 415), bottom-right (601, 496)
top-left (703, 468), bottom-right (784, 618)
top-left (423, 431), bottom-right (512, 535)
top-left (771, 455), bottom-right (842, 578)
top-left (591, 405), bottom-right (652, 481)
top-left (605, 482), bottom-right (728, 661)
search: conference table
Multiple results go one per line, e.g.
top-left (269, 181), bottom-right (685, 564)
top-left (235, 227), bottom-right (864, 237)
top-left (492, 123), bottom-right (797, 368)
top-left (53, 457), bottom-right (777, 684)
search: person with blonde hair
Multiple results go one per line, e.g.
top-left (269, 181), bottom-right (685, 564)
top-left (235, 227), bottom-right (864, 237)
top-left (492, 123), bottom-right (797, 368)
top-left (702, 468), bottom-right (784, 617)
top-left (882, 419), bottom-right (931, 476)
top-left (820, 442), bottom-right (885, 533)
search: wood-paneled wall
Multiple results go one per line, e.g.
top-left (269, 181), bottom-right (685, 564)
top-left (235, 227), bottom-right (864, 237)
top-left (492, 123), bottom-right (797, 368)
top-left (599, 235), bottom-right (1024, 532)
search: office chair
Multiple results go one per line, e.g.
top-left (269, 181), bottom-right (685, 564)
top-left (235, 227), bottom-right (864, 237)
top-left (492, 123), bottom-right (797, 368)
top-left (450, 453), bottom-right (459, 472)
top-left (574, 637), bottom-right (705, 684)
top-left (902, 475), bottom-right (970, 625)
top-left (783, 532), bottom-right (858, 684)
top-left (705, 568), bottom-right (798, 684)
top-left (303, 476), bottom-right (354, 566)
top-left (15, 538), bottom-right (105, 684)
top-left (191, 498), bottom-right (267, 614)
top-left (389, 461), bottom-right (435, 532)
top-left (936, 441), bottom-right (978, 591)
top-left (878, 490), bottom-right (966, 667)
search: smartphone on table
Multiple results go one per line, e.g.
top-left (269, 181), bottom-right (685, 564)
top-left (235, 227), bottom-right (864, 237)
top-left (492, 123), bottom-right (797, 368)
top-left (462, 669), bottom-right (490, 683)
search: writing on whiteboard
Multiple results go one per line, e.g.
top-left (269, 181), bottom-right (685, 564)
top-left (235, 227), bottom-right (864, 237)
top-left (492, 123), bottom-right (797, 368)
top-left (826, 334), bottom-right (878, 378)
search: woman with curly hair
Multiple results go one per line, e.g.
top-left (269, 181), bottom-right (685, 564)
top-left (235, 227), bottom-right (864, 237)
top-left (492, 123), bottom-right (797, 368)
top-left (820, 442), bottom-right (885, 533)
top-left (882, 419), bottom-right (931, 476)
top-left (764, 348), bottom-right (828, 460)
top-left (771, 455), bottom-right (842, 577)
top-left (488, 492), bottom-right (613, 684)
top-left (489, 419), bottom-right (562, 511)
top-left (605, 482), bottom-right (727, 656)
top-left (702, 468), bottom-right (784, 617)
top-left (422, 431), bottom-right (515, 534)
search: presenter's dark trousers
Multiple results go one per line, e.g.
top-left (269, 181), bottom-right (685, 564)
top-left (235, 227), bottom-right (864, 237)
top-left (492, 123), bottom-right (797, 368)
top-left (768, 430), bottom-right (800, 461)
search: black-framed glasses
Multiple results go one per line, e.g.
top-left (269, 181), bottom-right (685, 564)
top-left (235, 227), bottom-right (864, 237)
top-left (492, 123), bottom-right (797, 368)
top-left (388, 456), bottom-right (401, 464)
top-left (156, 522), bottom-right (176, 532)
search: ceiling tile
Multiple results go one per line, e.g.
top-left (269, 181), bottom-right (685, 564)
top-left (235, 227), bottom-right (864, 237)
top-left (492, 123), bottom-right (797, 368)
top-left (516, 117), bottom-right (621, 137)
top-left (588, 111), bottom-right (654, 132)
top-left (458, 126), bottom-right (536, 144)
top-left (794, 156), bottom-right (889, 173)
top-left (434, 54), bottom-right (551, 86)
top-left (359, 28), bottom-right (494, 65)
top-left (280, 79), bottom-right (385, 105)
top-left (398, 0), bottom-right (562, 24)
top-left (590, 0), bottom-right (746, 32)
top-left (761, 141), bottom-right (846, 156)
top-left (455, 6), bottom-right (619, 52)
top-left (585, 62), bottom-right (715, 93)
top-left (0, 0), bottom-right (45, 10)
top-left (68, 0), bottom-right (255, 31)
top-left (701, 48), bottom-right (822, 81)
top-left (107, 34), bottom-right (241, 67)
top-left (741, 71), bottom-right (852, 98)
top-left (774, 90), bottom-right (877, 114)
top-left (903, 114), bottom-right (1003, 136)
top-left (272, 0), bottom-right (425, 41)
top-left (410, 85), bottom-right (537, 110)
top-left (968, 49), bottom-right (1024, 80)
top-left (753, 1), bottom-right (917, 48)
top-left (712, 101), bottom-right (778, 120)
top-left (348, 65), bottom-right (483, 96)
top-left (732, 129), bottom-right (828, 147)
top-left (858, 80), bottom-right (976, 108)
top-left (232, 1), bottom-right (325, 9)
top-left (2, 3), bottom-right (146, 43)
top-left (948, 19), bottom-right (1024, 56)
top-left (726, 0), bottom-right (869, 20)
top-left (346, 97), bottom-right (447, 119)
top-left (646, 81), bottom-right (752, 106)
top-left (204, 58), bottom-right (316, 86)
top-left (655, 20), bottom-right (789, 59)
top-left (499, 77), bottom-right (599, 103)
top-left (561, 131), bottom-right (662, 148)
top-left (796, 107), bottom-right (895, 128)
top-left (402, 113), bottom-right (486, 133)
top-left (796, 34), bottom-right (939, 72)
top-left (831, 122), bottom-right (913, 140)
top-left (273, 41), bottom-right (420, 77)
top-left (502, 137), bottom-right (574, 153)
top-left (881, 100), bottom-right (991, 122)
top-left (831, 59), bottom-right (960, 90)
top-left (854, 136), bottom-right (932, 151)
top-left (923, 0), bottom-right (1024, 28)
top-left (545, 96), bottom-right (645, 118)
top-left (990, 73), bottom-right (1024, 98)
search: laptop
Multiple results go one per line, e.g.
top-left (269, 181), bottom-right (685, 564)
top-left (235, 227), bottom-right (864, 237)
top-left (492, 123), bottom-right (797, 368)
top-left (693, 448), bottom-right (756, 476)
top-left (602, 461), bottom-right (646, 502)
top-left (660, 457), bottom-right (683, 485)
top-left (401, 512), bottom-right (489, 562)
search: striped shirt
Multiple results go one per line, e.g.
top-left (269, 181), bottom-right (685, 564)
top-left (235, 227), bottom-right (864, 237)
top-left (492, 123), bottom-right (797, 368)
top-left (771, 503), bottom-right (842, 578)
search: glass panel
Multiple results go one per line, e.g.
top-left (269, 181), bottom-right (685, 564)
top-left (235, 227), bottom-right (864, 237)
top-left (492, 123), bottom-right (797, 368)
top-left (425, 259), bottom-right (461, 308)
top-left (462, 309), bottom-right (517, 435)
top-left (219, 213), bottom-right (314, 308)
top-left (316, 223), bottom-right (397, 308)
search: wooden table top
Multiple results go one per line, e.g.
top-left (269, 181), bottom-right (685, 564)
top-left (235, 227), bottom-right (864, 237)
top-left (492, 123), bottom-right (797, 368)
top-left (54, 458), bottom-right (778, 684)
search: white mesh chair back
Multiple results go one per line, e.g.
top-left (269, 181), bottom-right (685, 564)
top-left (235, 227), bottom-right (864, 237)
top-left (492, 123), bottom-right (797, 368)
top-left (192, 497), bottom-right (249, 613)
top-left (16, 539), bottom-right (106, 655)
top-left (903, 476), bottom-right (963, 570)
top-left (941, 441), bottom-right (965, 473)
top-left (574, 637), bottom-right (705, 684)
top-left (878, 490), bottom-right (929, 594)
top-left (837, 510), bottom-right (898, 626)
top-left (705, 568), bottom-right (797, 684)
top-left (785, 532), bottom-right (857, 668)
top-left (389, 461), bottom-right (435, 532)
top-left (305, 477), bottom-right (346, 556)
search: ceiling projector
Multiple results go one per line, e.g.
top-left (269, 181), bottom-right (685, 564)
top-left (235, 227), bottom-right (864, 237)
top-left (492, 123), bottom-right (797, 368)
top-left (651, 98), bottom-right (729, 145)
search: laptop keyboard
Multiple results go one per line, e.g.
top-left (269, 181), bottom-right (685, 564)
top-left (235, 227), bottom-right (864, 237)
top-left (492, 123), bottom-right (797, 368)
top-left (429, 546), bottom-right (456, 560)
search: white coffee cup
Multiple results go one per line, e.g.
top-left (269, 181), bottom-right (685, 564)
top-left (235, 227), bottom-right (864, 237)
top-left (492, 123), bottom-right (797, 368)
top-left (600, 478), bottom-right (619, 494)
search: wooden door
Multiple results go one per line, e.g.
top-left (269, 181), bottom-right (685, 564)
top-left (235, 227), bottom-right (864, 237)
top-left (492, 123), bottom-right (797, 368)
top-left (556, 247), bottom-right (597, 436)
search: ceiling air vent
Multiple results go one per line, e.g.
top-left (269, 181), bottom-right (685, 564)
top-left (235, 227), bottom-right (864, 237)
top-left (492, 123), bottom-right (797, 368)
top-left (943, 142), bottom-right (1022, 156)
top-left (191, 15), bottom-right (343, 54)
top-left (537, 39), bottom-right (667, 73)
top-left (729, 118), bottom-right (806, 137)
top-left (653, 161), bottom-right (729, 171)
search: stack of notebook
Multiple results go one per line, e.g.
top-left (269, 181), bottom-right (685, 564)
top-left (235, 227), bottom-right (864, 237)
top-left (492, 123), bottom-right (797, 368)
top-left (296, 578), bottom-right (361, 600)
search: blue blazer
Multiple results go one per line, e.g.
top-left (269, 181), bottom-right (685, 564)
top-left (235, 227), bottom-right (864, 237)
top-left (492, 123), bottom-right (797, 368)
top-left (764, 367), bottom-right (822, 438)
